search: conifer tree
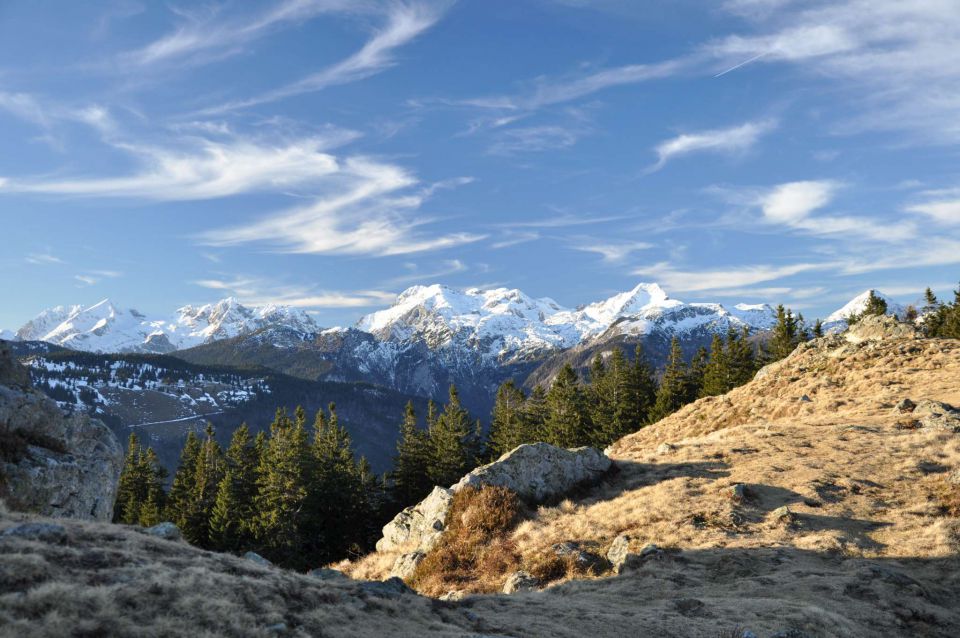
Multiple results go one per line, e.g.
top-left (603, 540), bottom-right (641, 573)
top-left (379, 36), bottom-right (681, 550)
top-left (209, 424), bottom-right (257, 551)
top-left (687, 346), bottom-right (708, 402)
top-left (812, 318), bottom-right (824, 338)
top-left (700, 333), bottom-right (729, 398)
top-left (489, 381), bottom-right (538, 457)
top-left (254, 408), bottom-right (309, 563)
top-left (166, 430), bottom-right (201, 530)
top-left (587, 355), bottom-right (613, 444)
top-left (427, 385), bottom-right (474, 487)
top-left (863, 290), bottom-right (888, 317)
top-left (522, 385), bottom-right (549, 440)
top-left (631, 344), bottom-right (657, 426)
top-left (649, 337), bottom-right (689, 422)
top-left (183, 423), bottom-right (224, 547)
top-left (769, 304), bottom-right (801, 361)
top-left (924, 287), bottom-right (938, 312)
top-left (727, 327), bottom-right (758, 386)
top-left (391, 401), bottom-right (433, 505)
top-left (136, 447), bottom-right (167, 528)
top-left (544, 364), bottom-right (590, 448)
top-left (114, 433), bottom-right (144, 524)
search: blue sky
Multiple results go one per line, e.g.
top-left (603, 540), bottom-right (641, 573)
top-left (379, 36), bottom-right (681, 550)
top-left (2, 0), bottom-right (959, 329)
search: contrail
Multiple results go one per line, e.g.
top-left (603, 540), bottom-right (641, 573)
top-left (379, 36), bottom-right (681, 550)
top-left (714, 51), bottom-right (769, 78)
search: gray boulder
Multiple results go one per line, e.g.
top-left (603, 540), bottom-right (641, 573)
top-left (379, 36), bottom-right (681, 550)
top-left (376, 443), bottom-right (610, 554)
top-left (502, 570), bottom-right (539, 594)
top-left (844, 314), bottom-right (919, 344)
top-left (913, 400), bottom-right (960, 432)
top-left (606, 534), bottom-right (631, 572)
top-left (0, 346), bottom-right (123, 521)
top-left (358, 577), bottom-right (415, 599)
top-left (389, 551), bottom-right (426, 580)
top-left (308, 567), bottom-right (348, 581)
top-left (143, 522), bottom-right (181, 542)
top-left (376, 486), bottom-right (453, 553)
top-left (244, 551), bottom-right (273, 567)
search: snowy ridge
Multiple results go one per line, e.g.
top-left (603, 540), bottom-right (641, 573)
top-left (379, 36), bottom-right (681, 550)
top-left (357, 282), bottom-right (776, 363)
top-left (8, 297), bottom-right (319, 354)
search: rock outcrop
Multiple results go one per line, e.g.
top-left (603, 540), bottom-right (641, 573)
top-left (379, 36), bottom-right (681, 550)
top-left (376, 443), bottom-right (611, 553)
top-left (0, 341), bottom-right (122, 520)
top-left (843, 313), bottom-right (919, 344)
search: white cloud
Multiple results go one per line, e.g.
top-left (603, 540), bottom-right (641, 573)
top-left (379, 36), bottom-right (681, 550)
top-left (906, 199), bottom-right (960, 225)
top-left (649, 119), bottom-right (776, 171)
top-left (570, 240), bottom-right (652, 263)
top-left (204, 2), bottom-right (450, 113)
top-left (74, 275), bottom-right (98, 286)
top-left (490, 231), bottom-right (540, 249)
top-left (25, 252), bottom-right (63, 265)
top-left (125, 0), bottom-right (363, 67)
top-left (487, 125), bottom-right (585, 155)
top-left (757, 180), bottom-right (915, 241)
top-left (633, 261), bottom-right (822, 292)
top-left (197, 156), bottom-right (484, 256)
top-left (191, 276), bottom-right (396, 309)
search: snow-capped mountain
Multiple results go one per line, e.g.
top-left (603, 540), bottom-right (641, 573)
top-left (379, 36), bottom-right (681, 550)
top-left (7, 298), bottom-right (319, 354)
top-left (356, 282), bottom-right (775, 364)
top-left (823, 289), bottom-right (906, 333)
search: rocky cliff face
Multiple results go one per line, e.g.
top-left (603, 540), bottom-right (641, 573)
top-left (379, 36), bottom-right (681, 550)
top-left (0, 341), bottom-right (122, 520)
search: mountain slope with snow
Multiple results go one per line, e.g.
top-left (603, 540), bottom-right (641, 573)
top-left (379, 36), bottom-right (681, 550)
top-left (823, 289), bottom-right (907, 333)
top-left (7, 298), bottom-right (319, 354)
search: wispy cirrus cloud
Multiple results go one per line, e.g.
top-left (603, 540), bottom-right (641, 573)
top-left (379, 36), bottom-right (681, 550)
top-left (124, 0), bottom-right (364, 68)
top-left (202, 1), bottom-right (451, 113)
top-left (647, 119), bottom-right (777, 172)
top-left (26, 252), bottom-right (63, 265)
top-left (633, 261), bottom-right (822, 292)
top-left (570, 239), bottom-right (652, 263)
top-left (906, 198), bottom-right (960, 225)
top-left (191, 275), bottom-right (396, 309)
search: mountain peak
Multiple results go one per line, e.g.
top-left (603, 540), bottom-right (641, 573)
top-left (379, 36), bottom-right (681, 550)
top-left (825, 289), bottom-right (905, 324)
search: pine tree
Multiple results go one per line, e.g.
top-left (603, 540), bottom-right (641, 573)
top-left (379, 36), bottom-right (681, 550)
top-left (254, 408), bottom-right (309, 563)
top-left (183, 423), bottom-right (224, 547)
top-left (166, 430), bottom-right (201, 530)
top-left (489, 381), bottom-right (532, 457)
top-left (727, 327), bottom-right (758, 385)
top-left (631, 344), bottom-right (657, 426)
top-left (863, 290), bottom-right (888, 317)
top-left (114, 433), bottom-right (144, 524)
top-left (391, 402), bottom-right (433, 505)
top-left (924, 287), bottom-right (938, 312)
top-left (586, 355), bottom-right (613, 445)
top-left (544, 364), bottom-right (590, 448)
top-left (137, 447), bottom-right (167, 528)
top-left (769, 304), bottom-right (801, 361)
top-left (209, 424), bottom-right (258, 552)
top-left (813, 318), bottom-right (824, 338)
top-left (700, 333), bottom-right (729, 398)
top-left (650, 337), bottom-right (689, 422)
top-left (687, 346), bottom-right (708, 402)
top-left (427, 386), bottom-right (474, 487)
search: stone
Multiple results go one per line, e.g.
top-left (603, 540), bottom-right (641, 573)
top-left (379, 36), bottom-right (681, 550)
top-left (639, 543), bottom-right (662, 558)
top-left (606, 534), bottom-right (631, 571)
top-left (389, 551), bottom-right (426, 580)
top-left (244, 552), bottom-right (272, 567)
top-left (308, 568), bottom-right (347, 581)
top-left (453, 443), bottom-right (611, 503)
top-left (799, 395), bottom-right (812, 403)
top-left (0, 346), bottom-right (123, 521)
top-left (728, 483), bottom-right (748, 503)
top-left (894, 398), bottom-right (916, 413)
top-left (144, 522), bottom-right (181, 542)
top-left (948, 469), bottom-right (960, 486)
top-left (552, 541), bottom-right (609, 573)
top-left (439, 590), bottom-right (466, 601)
top-left (502, 571), bottom-right (539, 594)
top-left (265, 623), bottom-right (287, 634)
top-left (844, 314), bottom-right (919, 344)
top-left (0, 522), bottom-right (67, 543)
top-left (376, 486), bottom-right (453, 553)
top-left (377, 443), bottom-right (610, 554)
top-left (771, 506), bottom-right (795, 526)
top-left (656, 443), bottom-right (676, 455)
top-left (358, 577), bottom-right (415, 599)
top-left (913, 400), bottom-right (960, 432)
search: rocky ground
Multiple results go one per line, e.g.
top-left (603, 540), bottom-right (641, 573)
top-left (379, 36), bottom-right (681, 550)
top-left (1, 316), bottom-right (959, 637)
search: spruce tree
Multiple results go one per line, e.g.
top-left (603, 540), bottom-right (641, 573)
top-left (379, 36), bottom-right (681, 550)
top-left (544, 364), bottom-right (590, 448)
top-left (769, 305), bottom-right (801, 361)
top-left (587, 355), bottom-right (613, 445)
top-left (137, 447), bottom-right (167, 528)
top-left (700, 333), bottom-right (729, 398)
top-left (813, 318), bottom-right (823, 338)
top-left (254, 408), bottom-right (309, 563)
top-left (728, 327), bottom-right (759, 384)
top-left (209, 424), bottom-right (258, 552)
top-left (114, 433), bottom-right (144, 524)
top-left (166, 430), bottom-right (201, 530)
top-left (184, 423), bottom-right (224, 547)
top-left (391, 401), bottom-right (433, 505)
top-left (649, 337), bottom-right (688, 422)
top-left (863, 290), bottom-right (888, 317)
top-left (687, 346), bottom-right (709, 402)
top-left (923, 287), bottom-right (938, 312)
top-left (427, 386), bottom-right (474, 487)
top-left (631, 344), bottom-right (657, 426)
